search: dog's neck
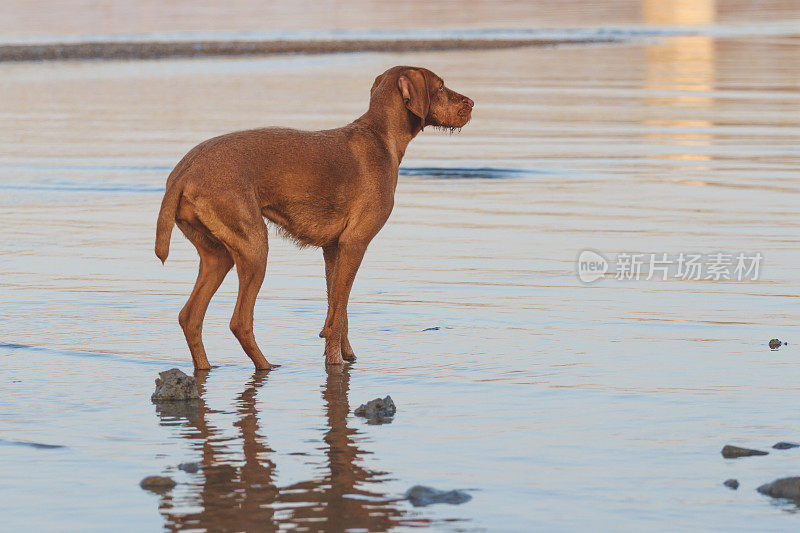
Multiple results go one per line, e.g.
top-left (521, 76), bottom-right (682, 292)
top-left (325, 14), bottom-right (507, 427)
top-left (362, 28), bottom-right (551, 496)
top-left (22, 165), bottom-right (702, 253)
top-left (355, 92), bottom-right (423, 164)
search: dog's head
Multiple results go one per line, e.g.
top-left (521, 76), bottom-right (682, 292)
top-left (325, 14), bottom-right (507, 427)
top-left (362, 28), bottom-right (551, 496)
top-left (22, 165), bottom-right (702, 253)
top-left (372, 66), bottom-right (474, 132)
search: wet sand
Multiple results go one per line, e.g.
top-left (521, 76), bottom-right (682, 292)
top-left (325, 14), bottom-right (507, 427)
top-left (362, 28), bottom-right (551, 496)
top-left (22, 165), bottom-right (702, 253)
top-left (1, 1), bottom-right (800, 532)
top-left (0, 36), bottom-right (619, 62)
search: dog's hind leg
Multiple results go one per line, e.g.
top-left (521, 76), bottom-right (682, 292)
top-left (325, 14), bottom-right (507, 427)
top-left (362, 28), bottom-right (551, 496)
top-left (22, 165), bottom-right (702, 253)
top-left (227, 222), bottom-right (273, 370)
top-left (188, 192), bottom-right (275, 370)
top-left (176, 220), bottom-right (234, 370)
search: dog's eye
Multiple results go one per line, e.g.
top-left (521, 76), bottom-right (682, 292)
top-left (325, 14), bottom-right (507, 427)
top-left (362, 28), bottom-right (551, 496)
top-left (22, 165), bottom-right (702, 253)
top-left (439, 85), bottom-right (444, 92)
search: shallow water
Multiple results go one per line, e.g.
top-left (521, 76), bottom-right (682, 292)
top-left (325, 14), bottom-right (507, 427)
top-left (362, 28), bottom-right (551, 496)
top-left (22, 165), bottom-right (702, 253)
top-left (2, 2), bottom-right (800, 532)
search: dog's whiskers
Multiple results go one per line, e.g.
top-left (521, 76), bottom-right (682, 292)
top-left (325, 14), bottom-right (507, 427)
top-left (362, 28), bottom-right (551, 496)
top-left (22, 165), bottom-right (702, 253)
top-left (433, 125), bottom-right (462, 135)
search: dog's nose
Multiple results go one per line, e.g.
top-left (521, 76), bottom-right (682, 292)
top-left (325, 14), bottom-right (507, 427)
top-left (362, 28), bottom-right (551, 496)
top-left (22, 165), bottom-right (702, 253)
top-left (464, 97), bottom-right (474, 108)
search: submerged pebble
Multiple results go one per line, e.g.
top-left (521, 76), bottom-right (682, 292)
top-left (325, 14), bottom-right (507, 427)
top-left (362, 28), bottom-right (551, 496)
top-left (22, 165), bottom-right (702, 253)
top-left (723, 479), bottom-right (739, 490)
top-left (757, 477), bottom-right (800, 501)
top-left (773, 442), bottom-right (800, 450)
top-left (405, 485), bottom-right (472, 506)
top-left (151, 368), bottom-right (199, 402)
top-left (721, 445), bottom-right (768, 458)
top-left (140, 475), bottom-right (176, 494)
top-left (354, 396), bottom-right (396, 424)
top-left (177, 462), bottom-right (200, 473)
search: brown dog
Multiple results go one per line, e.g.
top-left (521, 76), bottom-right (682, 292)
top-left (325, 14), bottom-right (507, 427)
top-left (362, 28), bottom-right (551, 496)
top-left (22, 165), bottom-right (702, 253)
top-left (155, 65), bottom-right (474, 370)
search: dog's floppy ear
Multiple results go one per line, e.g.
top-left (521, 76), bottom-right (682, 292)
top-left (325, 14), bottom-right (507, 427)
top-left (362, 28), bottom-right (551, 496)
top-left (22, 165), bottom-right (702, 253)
top-left (397, 69), bottom-right (430, 129)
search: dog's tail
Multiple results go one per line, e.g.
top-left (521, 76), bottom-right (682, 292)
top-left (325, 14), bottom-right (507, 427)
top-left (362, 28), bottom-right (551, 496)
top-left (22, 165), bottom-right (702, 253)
top-left (155, 178), bottom-right (182, 264)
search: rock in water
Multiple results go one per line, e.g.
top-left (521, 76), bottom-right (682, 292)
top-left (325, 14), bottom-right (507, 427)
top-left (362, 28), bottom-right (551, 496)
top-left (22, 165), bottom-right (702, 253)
top-left (140, 475), bottom-right (176, 494)
top-left (177, 462), bottom-right (200, 473)
top-left (151, 368), bottom-right (199, 402)
top-left (723, 479), bottom-right (739, 490)
top-left (721, 445), bottom-right (768, 458)
top-left (768, 339), bottom-right (782, 349)
top-left (405, 485), bottom-right (472, 507)
top-left (757, 477), bottom-right (800, 501)
top-left (354, 396), bottom-right (396, 424)
top-left (773, 442), bottom-right (800, 450)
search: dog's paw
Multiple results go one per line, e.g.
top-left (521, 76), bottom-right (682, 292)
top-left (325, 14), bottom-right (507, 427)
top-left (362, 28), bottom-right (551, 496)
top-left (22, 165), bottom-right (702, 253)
top-left (325, 350), bottom-right (345, 365)
top-left (254, 362), bottom-right (281, 372)
top-left (342, 350), bottom-right (356, 363)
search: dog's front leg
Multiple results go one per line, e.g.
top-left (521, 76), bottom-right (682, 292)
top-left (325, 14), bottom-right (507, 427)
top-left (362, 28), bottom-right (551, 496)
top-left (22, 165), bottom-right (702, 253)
top-left (340, 312), bottom-right (355, 362)
top-left (320, 241), bottom-right (368, 365)
top-left (323, 246), bottom-right (356, 362)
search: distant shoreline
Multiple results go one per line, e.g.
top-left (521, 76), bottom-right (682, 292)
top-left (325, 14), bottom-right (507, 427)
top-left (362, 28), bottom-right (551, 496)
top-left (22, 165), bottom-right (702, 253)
top-left (0, 37), bottom-right (622, 62)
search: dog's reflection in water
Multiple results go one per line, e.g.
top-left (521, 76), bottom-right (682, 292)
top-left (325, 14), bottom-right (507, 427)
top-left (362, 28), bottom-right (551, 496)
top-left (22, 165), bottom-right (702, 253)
top-left (155, 367), bottom-right (417, 531)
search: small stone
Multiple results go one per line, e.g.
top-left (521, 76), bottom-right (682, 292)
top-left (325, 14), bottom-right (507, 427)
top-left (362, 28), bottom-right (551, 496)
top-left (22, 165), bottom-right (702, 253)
top-left (769, 339), bottom-right (782, 349)
top-left (757, 477), bottom-right (800, 501)
top-left (354, 396), bottom-right (396, 424)
top-left (151, 368), bottom-right (199, 402)
top-left (721, 445), bottom-right (769, 458)
top-left (723, 479), bottom-right (739, 490)
top-left (405, 485), bottom-right (472, 507)
top-left (773, 442), bottom-right (800, 450)
top-left (177, 462), bottom-right (200, 473)
top-left (140, 475), bottom-right (176, 494)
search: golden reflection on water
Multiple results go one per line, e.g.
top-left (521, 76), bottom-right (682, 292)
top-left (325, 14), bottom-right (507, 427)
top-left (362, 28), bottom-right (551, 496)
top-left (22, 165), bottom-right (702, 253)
top-left (643, 0), bottom-right (715, 25)
top-left (155, 368), bottom-right (418, 532)
top-left (644, 0), bottom-right (715, 170)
